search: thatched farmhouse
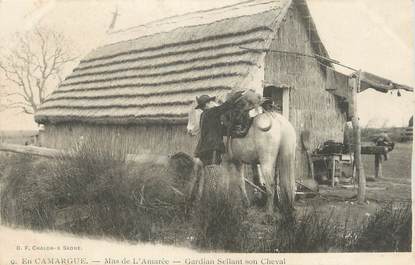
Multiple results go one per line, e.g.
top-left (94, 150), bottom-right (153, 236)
top-left (35, 0), bottom-right (350, 178)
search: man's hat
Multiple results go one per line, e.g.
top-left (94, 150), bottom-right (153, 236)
top-left (195, 95), bottom-right (216, 109)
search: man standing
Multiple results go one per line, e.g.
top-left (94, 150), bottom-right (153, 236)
top-left (194, 92), bottom-right (242, 166)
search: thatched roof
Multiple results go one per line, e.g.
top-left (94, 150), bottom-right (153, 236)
top-left (35, 0), bottom-right (328, 125)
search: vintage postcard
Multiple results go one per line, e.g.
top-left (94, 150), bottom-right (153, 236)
top-left (0, 0), bottom-right (413, 265)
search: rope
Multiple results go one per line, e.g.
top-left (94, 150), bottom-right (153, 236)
top-left (239, 46), bottom-right (358, 72)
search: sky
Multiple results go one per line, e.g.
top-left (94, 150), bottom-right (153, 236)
top-left (0, 0), bottom-right (414, 130)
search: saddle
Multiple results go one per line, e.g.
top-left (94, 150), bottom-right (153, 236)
top-left (221, 108), bottom-right (252, 138)
top-left (220, 90), bottom-right (267, 138)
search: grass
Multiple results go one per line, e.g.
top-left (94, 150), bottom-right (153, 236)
top-left (352, 202), bottom-right (412, 252)
top-left (51, 137), bottom-right (191, 241)
top-left (0, 154), bottom-right (54, 229)
top-left (270, 208), bottom-right (341, 252)
top-left (242, 202), bottom-right (411, 253)
top-left (1, 136), bottom-right (190, 242)
top-left (192, 165), bottom-right (248, 251)
top-left (360, 142), bottom-right (412, 202)
top-left (0, 139), bottom-right (412, 252)
top-left (362, 142), bottom-right (412, 180)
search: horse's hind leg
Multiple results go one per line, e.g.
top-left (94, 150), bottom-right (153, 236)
top-left (222, 159), bottom-right (249, 207)
top-left (235, 162), bottom-right (250, 207)
top-left (259, 159), bottom-right (276, 214)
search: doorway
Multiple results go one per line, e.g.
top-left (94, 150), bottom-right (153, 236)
top-left (263, 85), bottom-right (290, 118)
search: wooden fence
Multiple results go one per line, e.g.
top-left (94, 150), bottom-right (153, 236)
top-left (0, 143), bottom-right (170, 166)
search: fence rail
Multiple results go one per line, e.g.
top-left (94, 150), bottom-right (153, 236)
top-left (0, 143), bottom-right (170, 166)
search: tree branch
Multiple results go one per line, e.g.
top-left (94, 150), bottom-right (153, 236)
top-left (0, 91), bottom-right (30, 102)
top-left (0, 27), bottom-right (75, 114)
top-left (0, 100), bottom-right (34, 114)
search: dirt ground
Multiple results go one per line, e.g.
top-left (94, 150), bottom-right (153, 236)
top-left (313, 143), bottom-right (410, 215)
top-left (315, 142), bottom-right (412, 203)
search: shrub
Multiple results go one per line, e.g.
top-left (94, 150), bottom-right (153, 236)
top-left (1, 136), bottom-right (190, 243)
top-left (269, 207), bottom-right (342, 253)
top-left (195, 196), bottom-right (248, 252)
top-left (193, 165), bottom-right (248, 252)
top-left (0, 153), bottom-right (9, 181)
top-left (265, 202), bottom-right (412, 253)
top-left (0, 154), bottom-right (53, 229)
top-left (44, 136), bottom-right (188, 241)
top-left (352, 202), bottom-right (411, 252)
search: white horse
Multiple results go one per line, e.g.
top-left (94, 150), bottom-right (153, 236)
top-left (187, 101), bottom-right (297, 213)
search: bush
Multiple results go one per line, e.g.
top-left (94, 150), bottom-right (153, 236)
top-left (0, 154), bottom-right (53, 229)
top-left (352, 202), bottom-right (411, 252)
top-left (1, 137), bottom-right (190, 243)
top-left (245, 202), bottom-right (411, 253)
top-left (195, 196), bottom-right (248, 252)
top-left (193, 165), bottom-right (248, 252)
top-left (46, 137), bottom-right (188, 241)
top-left (269, 207), bottom-right (342, 252)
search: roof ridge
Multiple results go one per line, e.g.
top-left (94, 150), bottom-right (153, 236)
top-left (110, 0), bottom-right (275, 34)
top-left (103, 0), bottom-right (285, 47)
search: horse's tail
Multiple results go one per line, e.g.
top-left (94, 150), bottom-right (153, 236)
top-left (276, 128), bottom-right (296, 214)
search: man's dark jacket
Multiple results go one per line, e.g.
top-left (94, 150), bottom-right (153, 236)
top-left (194, 96), bottom-right (240, 157)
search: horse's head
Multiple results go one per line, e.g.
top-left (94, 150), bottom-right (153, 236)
top-left (186, 107), bottom-right (202, 136)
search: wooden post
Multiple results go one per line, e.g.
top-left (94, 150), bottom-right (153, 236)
top-left (350, 70), bottom-right (366, 203)
top-left (374, 154), bottom-right (383, 178)
top-left (331, 156), bottom-right (336, 187)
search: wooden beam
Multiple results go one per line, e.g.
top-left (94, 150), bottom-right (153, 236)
top-left (244, 178), bottom-right (266, 194)
top-left (351, 71), bottom-right (366, 203)
top-left (0, 143), bottom-right (62, 158)
top-left (361, 146), bottom-right (388, 155)
top-left (331, 156), bottom-right (336, 187)
top-left (0, 143), bottom-right (170, 166)
top-left (282, 87), bottom-right (290, 119)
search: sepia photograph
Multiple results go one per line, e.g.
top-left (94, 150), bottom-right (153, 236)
top-left (0, 0), bottom-right (413, 264)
